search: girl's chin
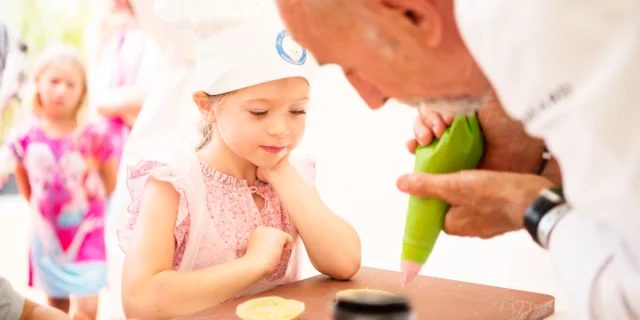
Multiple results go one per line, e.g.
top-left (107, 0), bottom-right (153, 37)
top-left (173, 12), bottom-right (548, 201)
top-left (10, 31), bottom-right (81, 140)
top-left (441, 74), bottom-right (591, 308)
top-left (250, 154), bottom-right (286, 168)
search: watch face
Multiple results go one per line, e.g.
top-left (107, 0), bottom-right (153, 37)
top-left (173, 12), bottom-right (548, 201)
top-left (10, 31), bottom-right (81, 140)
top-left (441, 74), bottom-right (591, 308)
top-left (540, 188), bottom-right (563, 203)
top-left (537, 204), bottom-right (571, 249)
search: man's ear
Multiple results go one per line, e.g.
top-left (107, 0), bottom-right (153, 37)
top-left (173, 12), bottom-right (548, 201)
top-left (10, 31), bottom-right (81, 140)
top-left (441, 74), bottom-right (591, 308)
top-left (380, 0), bottom-right (443, 47)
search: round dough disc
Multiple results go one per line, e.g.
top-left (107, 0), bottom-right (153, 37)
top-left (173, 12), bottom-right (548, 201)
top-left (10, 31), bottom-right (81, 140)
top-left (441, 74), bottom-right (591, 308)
top-left (236, 296), bottom-right (305, 320)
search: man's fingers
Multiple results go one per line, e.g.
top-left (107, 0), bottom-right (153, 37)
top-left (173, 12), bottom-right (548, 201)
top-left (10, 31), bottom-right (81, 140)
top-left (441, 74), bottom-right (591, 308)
top-left (397, 172), bottom-right (465, 203)
top-left (443, 206), bottom-right (521, 239)
top-left (413, 117), bottom-right (434, 146)
top-left (442, 207), bottom-right (471, 237)
top-left (398, 169), bottom-right (503, 206)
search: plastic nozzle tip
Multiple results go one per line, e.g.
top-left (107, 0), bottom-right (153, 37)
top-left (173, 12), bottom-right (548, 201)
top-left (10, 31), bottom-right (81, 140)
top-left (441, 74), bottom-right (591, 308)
top-left (400, 260), bottom-right (423, 288)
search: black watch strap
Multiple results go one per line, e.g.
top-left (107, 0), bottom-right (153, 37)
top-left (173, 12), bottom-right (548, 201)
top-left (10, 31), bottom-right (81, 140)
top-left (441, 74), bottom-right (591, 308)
top-left (536, 147), bottom-right (552, 175)
top-left (524, 186), bottom-right (564, 245)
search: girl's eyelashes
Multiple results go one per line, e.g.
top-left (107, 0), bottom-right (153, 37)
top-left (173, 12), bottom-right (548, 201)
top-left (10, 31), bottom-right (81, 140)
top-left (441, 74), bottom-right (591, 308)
top-left (248, 104), bottom-right (307, 117)
top-left (249, 110), bottom-right (306, 116)
top-left (290, 100), bottom-right (309, 115)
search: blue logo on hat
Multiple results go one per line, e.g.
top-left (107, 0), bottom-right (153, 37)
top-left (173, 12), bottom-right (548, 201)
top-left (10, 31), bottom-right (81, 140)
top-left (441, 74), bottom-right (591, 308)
top-left (276, 30), bottom-right (306, 65)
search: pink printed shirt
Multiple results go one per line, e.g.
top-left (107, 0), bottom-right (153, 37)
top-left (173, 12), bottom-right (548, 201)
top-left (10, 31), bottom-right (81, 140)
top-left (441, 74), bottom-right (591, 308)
top-left (118, 157), bottom-right (315, 298)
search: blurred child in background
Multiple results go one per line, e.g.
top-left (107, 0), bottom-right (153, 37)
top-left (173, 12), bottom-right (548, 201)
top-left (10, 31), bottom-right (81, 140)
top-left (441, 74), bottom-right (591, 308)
top-left (3, 43), bottom-right (117, 319)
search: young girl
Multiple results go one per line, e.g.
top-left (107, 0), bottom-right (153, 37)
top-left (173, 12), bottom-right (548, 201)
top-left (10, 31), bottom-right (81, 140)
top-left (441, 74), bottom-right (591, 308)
top-left (4, 44), bottom-right (117, 319)
top-left (117, 17), bottom-right (362, 319)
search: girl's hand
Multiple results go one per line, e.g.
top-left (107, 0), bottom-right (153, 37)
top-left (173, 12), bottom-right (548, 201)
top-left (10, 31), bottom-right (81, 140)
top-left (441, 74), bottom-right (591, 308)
top-left (245, 226), bottom-right (294, 277)
top-left (406, 106), bottom-right (454, 154)
top-left (256, 155), bottom-right (291, 183)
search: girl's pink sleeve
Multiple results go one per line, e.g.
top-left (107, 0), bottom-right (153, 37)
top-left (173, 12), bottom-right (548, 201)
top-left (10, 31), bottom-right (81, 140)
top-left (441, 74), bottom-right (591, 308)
top-left (117, 160), bottom-right (191, 255)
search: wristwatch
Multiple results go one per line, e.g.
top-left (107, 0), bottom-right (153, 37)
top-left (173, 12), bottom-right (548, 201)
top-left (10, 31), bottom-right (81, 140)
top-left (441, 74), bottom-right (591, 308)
top-left (524, 187), bottom-right (570, 249)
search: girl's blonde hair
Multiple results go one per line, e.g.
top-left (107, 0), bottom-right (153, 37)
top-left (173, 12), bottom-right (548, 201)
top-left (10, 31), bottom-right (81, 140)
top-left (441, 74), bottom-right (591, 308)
top-left (27, 43), bottom-right (88, 125)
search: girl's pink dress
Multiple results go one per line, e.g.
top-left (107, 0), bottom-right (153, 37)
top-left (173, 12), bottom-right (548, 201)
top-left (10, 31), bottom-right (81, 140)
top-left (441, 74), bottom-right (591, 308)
top-left (6, 119), bottom-right (113, 297)
top-left (118, 155), bottom-right (316, 298)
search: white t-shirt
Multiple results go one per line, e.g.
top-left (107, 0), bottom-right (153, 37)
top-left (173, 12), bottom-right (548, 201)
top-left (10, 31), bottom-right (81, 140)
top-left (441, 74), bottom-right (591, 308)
top-left (455, 0), bottom-right (640, 318)
top-left (0, 277), bottom-right (24, 320)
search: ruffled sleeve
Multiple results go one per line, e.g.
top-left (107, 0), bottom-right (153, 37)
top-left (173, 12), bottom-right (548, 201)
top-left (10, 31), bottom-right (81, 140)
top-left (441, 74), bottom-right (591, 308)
top-left (117, 160), bottom-right (191, 254)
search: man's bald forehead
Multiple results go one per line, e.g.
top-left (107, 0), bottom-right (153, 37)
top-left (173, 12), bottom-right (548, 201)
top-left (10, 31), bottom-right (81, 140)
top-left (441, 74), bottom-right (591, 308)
top-left (276, 0), bottom-right (491, 108)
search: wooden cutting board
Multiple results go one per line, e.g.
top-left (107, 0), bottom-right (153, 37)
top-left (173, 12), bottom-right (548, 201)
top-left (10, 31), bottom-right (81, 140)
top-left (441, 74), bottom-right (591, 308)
top-left (181, 267), bottom-right (555, 319)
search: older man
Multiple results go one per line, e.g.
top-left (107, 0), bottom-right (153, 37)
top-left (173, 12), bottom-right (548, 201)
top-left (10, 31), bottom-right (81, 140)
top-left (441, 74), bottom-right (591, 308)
top-left (276, 0), bottom-right (640, 319)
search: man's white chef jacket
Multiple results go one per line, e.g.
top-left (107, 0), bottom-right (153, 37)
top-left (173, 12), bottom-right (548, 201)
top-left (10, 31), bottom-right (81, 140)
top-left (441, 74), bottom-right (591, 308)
top-left (456, 0), bottom-right (640, 318)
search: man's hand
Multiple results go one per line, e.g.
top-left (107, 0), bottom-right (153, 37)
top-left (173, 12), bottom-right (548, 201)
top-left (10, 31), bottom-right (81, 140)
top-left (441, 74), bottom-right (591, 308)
top-left (407, 92), bottom-right (549, 175)
top-left (397, 170), bottom-right (553, 239)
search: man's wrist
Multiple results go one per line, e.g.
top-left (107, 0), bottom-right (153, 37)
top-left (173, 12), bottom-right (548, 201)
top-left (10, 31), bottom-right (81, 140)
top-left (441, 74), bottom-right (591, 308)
top-left (523, 186), bottom-right (569, 248)
top-left (512, 176), bottom-right (554, 227)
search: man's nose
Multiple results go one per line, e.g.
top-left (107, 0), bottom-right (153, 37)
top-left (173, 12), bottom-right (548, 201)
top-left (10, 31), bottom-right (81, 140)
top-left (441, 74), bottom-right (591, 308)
top-left (345, 72), bottom-right (387, 109)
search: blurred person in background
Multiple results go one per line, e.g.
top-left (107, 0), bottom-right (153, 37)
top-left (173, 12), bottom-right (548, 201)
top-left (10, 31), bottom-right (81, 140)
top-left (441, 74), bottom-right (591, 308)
top-left (3, 44), bottom-right (117, 319)
top-left (0, 18), bottom-right (14, 187)
top-left (88, 0), bottom-right (169, 319)
top-left (0, 19), bottom-right (28, 114)
top-left (83, 1), bottom-right (164, 318)
top-left (0, 20), bottom-right (28, 193)
top-left (86, 0), bottom-right (162, 163)
top-left (1, 0), bottom-right (90, 192)
top-left (1, 275), bottom-right (90, 320)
